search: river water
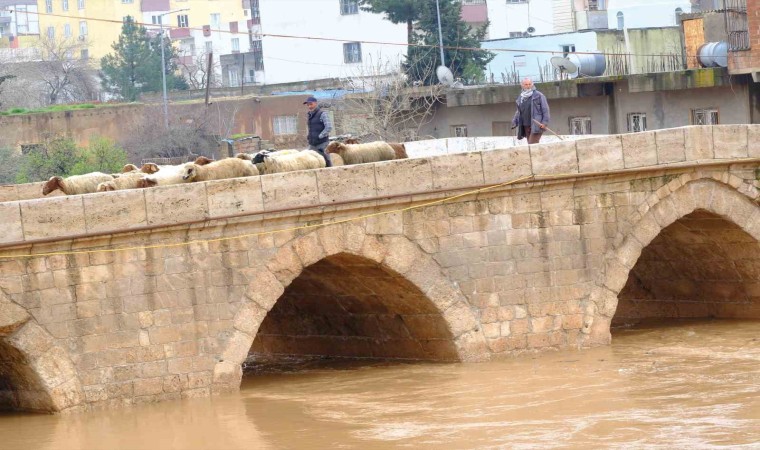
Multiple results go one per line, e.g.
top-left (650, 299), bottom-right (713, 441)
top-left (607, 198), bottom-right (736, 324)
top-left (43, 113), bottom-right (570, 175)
top-left (1, 319), bottom-right (758, 449)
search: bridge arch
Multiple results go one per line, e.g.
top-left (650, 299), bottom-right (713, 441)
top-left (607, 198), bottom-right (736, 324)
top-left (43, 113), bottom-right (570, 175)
top-left (0, 298), bottom-right (84, 412)
top-left (213, 224), bottom-right (488, 390)
top-left (586, 174), bottom-right (760, 344)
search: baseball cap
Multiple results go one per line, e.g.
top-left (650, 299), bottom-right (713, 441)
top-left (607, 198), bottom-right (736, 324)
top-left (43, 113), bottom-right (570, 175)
top-left (303, 96), bottom-right (318, 104)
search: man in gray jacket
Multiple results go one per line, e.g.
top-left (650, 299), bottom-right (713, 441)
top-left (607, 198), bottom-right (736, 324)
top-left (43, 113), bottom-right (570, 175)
top-left (511, 78), bottom-right (550, 144)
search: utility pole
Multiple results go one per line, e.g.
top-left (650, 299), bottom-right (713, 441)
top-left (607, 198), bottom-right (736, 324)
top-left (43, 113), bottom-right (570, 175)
top-left (158, 8), bottom-right (189, 129)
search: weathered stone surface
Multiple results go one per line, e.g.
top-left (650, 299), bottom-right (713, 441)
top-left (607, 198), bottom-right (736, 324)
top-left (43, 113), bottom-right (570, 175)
top-left (622, 131), bottom-right (658, 168)
top-left (0, 202), bottom-right (23, 244)
top-left (261, 170), bottom-right (319, 210)
top-left (431, 152), bottom-right (485, 190)
top-left (529, 140), bottom-right (578, 175)
top-left (748, 125), bottom-right (760, 158)
top-left (145, 183), bottom-right (208, 226)
top-left (374, 158), bottom-right (433, 197)
top-left (684, 126), bottom-right (714, 161)
top-left (713, 125), bottom-right (748, 159)
top-left (655, 128), bottom-right (686, 164)
top-left (317, 164), bottom-right (377, 203)
top-left (84, 189), bottom-right (147, 234)
top-left (0, 300), bottom-right (31, 336)
top-left (481, 146), bottom-right (532, 185)
top-left (206, 177), bottom-right (264, 218)
top-left (21, 196), bottom-right (86, 241)
top-left (576, 135), bottom-right (624, 172)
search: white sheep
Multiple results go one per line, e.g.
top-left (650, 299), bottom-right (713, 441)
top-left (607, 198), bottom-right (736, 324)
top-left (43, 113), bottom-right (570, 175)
top-left (96, 172), bottom-right (146, 192)
top-left (325, 141), bottom-right (397, 165)
top-left (42, 172), bottom-right (114, 196)
top-left (139, 163), bottom-right (188, 188)
top-left (330, 152), bottom-right (345, 167)
top-left (259, 149), bottom-right (326, 174)
top-left (181, 157), bottom-right (259, 182)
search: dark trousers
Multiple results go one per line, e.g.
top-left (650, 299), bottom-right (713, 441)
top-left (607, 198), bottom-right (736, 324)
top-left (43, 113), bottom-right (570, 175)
top-left (309, 142), bottom-right (332, 167)
top-left (523, 126), bottom-right (543, 144)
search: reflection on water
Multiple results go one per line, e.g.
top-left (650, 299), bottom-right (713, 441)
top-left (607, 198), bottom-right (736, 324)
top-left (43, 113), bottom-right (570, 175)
top-left (1, 319), bottom-right (758, 449)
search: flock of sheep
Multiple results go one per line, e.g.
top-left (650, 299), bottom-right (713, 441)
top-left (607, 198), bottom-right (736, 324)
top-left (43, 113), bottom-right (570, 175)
top-left (41, 140), bottom-right (408, 196)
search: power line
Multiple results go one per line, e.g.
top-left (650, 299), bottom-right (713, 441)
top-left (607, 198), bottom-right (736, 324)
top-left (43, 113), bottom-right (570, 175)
top-left (4, 8), bottom-right (744, 60)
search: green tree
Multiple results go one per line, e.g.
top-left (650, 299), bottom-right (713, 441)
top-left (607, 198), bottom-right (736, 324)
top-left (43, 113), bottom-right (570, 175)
top-left (100, 16), bottom-right (187, 101)
top-left (404, 0), bottom-right (493, 85)
top-left (0, 147), bottom-right (24, 184)
top-left (70, 137), bottom-right (128, 175)
top-left (16, 137), bottom-right (81, 183)
top-left (359, 0), bottom-right (419, 45)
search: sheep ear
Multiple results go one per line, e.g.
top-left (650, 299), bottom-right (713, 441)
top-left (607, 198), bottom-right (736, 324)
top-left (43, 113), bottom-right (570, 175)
top-left (141, 163), bottom-right (159, 174)
top-left (194, 156), bottom-right (213, 166)
top-left (42, 176), bottom-right (61, 195)
top-left (139, 177), bottom-right (157, 188)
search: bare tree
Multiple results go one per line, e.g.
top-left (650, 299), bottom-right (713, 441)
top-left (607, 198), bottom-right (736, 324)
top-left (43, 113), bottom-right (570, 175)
top-left (31, 35), bottom-right (98, 105)
top-left (177, 49), bottom-right (221, 90)
top-left (338, 58), bottom-right (444, 142)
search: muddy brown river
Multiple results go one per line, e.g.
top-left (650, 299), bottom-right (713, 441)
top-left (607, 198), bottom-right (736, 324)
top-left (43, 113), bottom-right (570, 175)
top-left (1, 319), bottom-right (758, 449)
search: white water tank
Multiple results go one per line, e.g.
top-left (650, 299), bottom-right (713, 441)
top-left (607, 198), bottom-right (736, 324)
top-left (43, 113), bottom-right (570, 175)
top-left (568, 52), bottom-right (607, 78)
top-left (697, 42), bottom-right (728, 68)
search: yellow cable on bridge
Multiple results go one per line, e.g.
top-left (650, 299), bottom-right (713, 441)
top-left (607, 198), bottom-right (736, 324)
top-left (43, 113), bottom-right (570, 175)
top-left (0, 173), bottom-right (539, 260)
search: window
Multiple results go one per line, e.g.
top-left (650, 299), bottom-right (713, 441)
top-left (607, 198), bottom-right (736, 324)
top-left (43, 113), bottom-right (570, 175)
top-left (80, 49), bottom-right (88, 60)
top-left (79, 20), bottom-right (87, 36)
top-left (205, 41), bottom-right (213, 53)
top-left (339, 0), bottom-right (359, 15)
top-left (45, 0), bottom-right (52, 13)
top-left (273, 115), bottom-right (298, 135)
top-left (451, 125), bottom-right (468, 137)
top-left (561, 44), bottom-right (575, 58)
top-left (61, 0), bottom-right (68, 11)
top-left (14, 5), bottom-right (40, 35)
top-left (177, 14), bottom-right (189, 27)
top-left (616, 11), bottom-right (624, 30)
top-left (627, 113), bottom-right (647, 132)
top-left (343, 42), bottom-right (361, 63)
top-left (228, 68), bottom-right (239, 86)
top-left (588, 0), bottom-right (605, 10)
top-left (231, 38), bottom-right (240, 52)
top-left (691, 108), bottom-right (719, 125)
top-left (121, 0), bottom-right (133, 3)
top-left (151, 16), bottom-right (162, 25)
top-left (78, 0), bottom-right (84, 9)
top-left (251, 0), bottom-right (260, 24)
top-left (210, 13), bottom-right (220, 28)
top-left (64, 23), bottom-right (71, 37)
top-left (569, 116), bottom-right (592, 135)
top-left (47, 26), bottom-right (55, 39)
top-left (514, 55), bottom-right (526, 67)
top-left (252, 39), bottom-right (264, 70)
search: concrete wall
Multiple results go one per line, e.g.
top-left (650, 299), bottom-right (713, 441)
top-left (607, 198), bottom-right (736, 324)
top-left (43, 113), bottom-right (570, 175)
top-left (0, 126), bottom-right (757, 413)
top-left (486, 0), bottom-right (555, 39)
top-left (607, 0), bottom-right (693, 29)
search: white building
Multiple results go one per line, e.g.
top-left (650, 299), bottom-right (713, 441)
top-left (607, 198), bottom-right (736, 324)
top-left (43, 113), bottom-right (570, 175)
top-left (241, 0), bottom-right (407, 85)
top-left (606, 0), bottom-right (693, 30)
top-left (483, 0), bottom-right (556, 39)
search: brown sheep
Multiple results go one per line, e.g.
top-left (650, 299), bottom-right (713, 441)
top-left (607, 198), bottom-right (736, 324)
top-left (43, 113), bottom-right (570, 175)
top-left (42, 172), bottom-right (115, 196)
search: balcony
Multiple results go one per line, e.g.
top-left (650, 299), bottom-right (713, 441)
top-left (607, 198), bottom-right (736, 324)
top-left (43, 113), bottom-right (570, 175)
top-left (169, 27), bottom-right (192, 39)
top-left (461, 2), bottom-right (488, 24)
top-left (574, 9), bottom-right (608, 30)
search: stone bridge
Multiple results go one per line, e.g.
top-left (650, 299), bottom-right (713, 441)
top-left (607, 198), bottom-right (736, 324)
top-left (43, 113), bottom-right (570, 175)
top-left (0, 125), bottom-right (758, 413)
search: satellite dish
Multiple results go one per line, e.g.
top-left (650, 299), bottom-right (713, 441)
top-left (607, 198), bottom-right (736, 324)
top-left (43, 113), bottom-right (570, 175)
top-left (436, 65), bottom-right (455, 86)
top-left (526, 26), bottom-right (536, 34)
top-left (550, 56), bottom-right (578, 78)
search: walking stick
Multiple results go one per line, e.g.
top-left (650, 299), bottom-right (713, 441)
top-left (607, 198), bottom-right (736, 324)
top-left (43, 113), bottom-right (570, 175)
top-left (533, 119), bottom-right (564, 141)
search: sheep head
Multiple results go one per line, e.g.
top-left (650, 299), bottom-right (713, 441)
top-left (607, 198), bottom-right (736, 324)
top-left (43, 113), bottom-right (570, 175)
top-left (345, 138), bottom-right (361, 144)
top-left (252, 150), bottom-right (271, 164)
top-left (181, 163), bottom-right (200, 181)
top-left (96, 181), bottom-right (116, 192)
top-left (326, 142), bottom-right (344, 154)
top-left (122, 164), bottom-right (139, 173)
top-left (42, 176), bottom-right (63, 195)
top-left (140, 163), bottom-right (160, 174)
top-left (194, 156), bottom-right (214, 166)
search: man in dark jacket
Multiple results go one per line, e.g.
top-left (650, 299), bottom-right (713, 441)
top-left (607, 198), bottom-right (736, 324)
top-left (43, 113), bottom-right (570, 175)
top-left (511, 78), bottom-right (550, 144)
top-left (304, 96), bottom-right (332, 167)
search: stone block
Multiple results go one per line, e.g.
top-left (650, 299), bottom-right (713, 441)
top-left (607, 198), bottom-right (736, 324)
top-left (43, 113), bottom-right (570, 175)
top-left (475, 136), bottom-right (515, 151)
top-left (21, 196), bottom-right (86, 241)
top-left (655, 128), bottom-right (686, 164)
top-left (0, 202), bottom-right (23, 244)
top-left (261, 170), bottom-right (319, 211)
top-left (405, 139), bottom-right (447, 158)
top-left (529, 140), bottom-right (578, 176)
top-left (446, 137), bottom-right (477, 154)
top-left (32, 345), bottom-right (77, 388)
top-left (431, 152), bottom-right (485, 190)
top-left (748, 125), bottom-right (760, 158)
top-left (621, 131), bottom-right (657, 168)
top-left (0, 185), bottom-right (17, 203)
top-left (374, 158), bottom-right (433, 197)
top-left (317, 164), bottom-right (377, 203)
top-left (576, 135), bottom-right (624, 172)
top-left (481, 146), bottom-right (532, 185)
top-left (145, 183), bottom-right (208, 226)
top-left (713, 125), bottom-right (748, 159)
top-left (83, 189), bottom-right (147, 234)
top-left (684, 126), bottom-right (714, 161)
top-left (205, 177), bottom-right (264, 218)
